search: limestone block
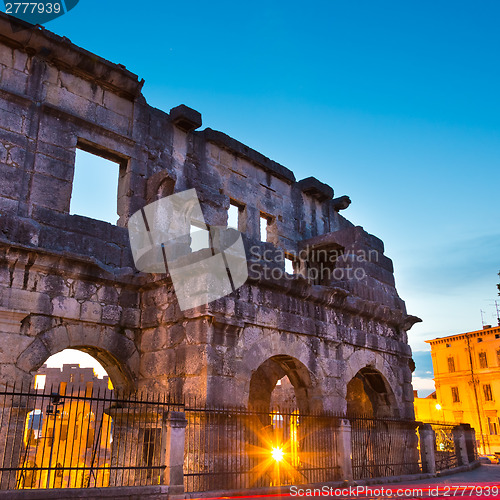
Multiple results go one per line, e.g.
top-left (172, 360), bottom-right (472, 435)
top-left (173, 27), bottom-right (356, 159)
top-left (0, 45), bottom-right (13, 67)
top-left (16, 338), bottom-right (50, 373)
top-left (0, 287), bottom-right (50, 314)
top-left (95, 105), bottom-right (130, 135)
top-left (103, 90), bottom-right (133, 117)
top-left (97, 285), bottom-right (119, 304)
top-left (59, 71), bottom-right (104, 103)
top-left (51, 296), bottom-right (81, 320)
top-left (80, 301), bottom-right (102, 322)
top-left (38, 325), bottom-right (70, 354)
top-left (66, 323), bottom-right (101, 346)
top-left (101, 304), bottom-right (122, 324)
top-left (0, 68), bottom-right (28, 95)
top-left (120, 307), bottom-right (140, 328)
top-left (0, 334), bottom-right (32, 363)
top-left (34, 153), bottom-right (73, 182)
top-left (140, 349), bottom-right (176, 377)
top-left (44, 86), bottom-right (96, 120)
top-left (30, 174), bottom-right (72, 212)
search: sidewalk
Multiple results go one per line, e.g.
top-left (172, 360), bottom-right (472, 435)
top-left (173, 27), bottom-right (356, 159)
top-left (189, 465), bottom-right (500, 500)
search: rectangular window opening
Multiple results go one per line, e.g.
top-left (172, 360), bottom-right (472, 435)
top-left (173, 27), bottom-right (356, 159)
top-left (34, 374), bottom-right (46, 390)
top-left (260, 213), bottom-right (272, 242)
top-left (227, 201), bottom-right (243, 230)
top-left (190, 222), bottom-right (210, 253)
top-left (483, 384), bottom-right (493, 402)
top-left (479, 352), bottom-right (488, 369)
top-left (451, 386), bottom-right (460, 403)
top-left (285, 255), bottom-right (296, 275)
top-left (447, 357), bottom-right (455, 373)
top-left (70, 146), bottom-right (123, 225)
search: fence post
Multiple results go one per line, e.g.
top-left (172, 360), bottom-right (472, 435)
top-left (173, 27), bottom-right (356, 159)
top-left (162, 411), bottom-right (188, 494)
top-left (0, 392), bottom-right (30, 490)
top-left (418, 424), bottom-right (436, 474)
top-left (452, 425), bottom-right (469, 466)
top-left (336, 419), bottom-right (353, 481)
top-left (461, 424), bottom-right (477, 463)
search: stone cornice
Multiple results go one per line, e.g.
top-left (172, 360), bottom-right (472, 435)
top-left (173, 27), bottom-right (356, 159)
top-left (0, 12), bottom-right (143, 99)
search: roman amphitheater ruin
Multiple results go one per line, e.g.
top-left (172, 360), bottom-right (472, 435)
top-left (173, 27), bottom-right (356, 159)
top-left (0, 12), bottom-right (429, 494)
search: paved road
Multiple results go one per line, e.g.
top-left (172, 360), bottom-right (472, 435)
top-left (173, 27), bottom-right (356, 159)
top-left (403, 464), bottom-right (500, 485)
top-left (192, 465), bottom-right (500, 500)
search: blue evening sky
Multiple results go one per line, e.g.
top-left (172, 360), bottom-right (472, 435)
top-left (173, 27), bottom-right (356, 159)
top-left (22, 1), bottom-right (500, 393)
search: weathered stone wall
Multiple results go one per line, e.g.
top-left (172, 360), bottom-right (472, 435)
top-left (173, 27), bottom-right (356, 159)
top-left (0, 13), bottom-right (419, 420)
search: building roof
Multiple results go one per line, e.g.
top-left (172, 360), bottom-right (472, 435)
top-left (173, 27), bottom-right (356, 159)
top-left (426, 324), bottom-right (500, 345)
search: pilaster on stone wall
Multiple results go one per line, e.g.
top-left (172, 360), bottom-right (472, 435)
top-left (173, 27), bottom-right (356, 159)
top-left (418, 424), bottom-right (436, 474)
top-left (0, 402), bottom-right (30, 489)
top-left (161, 411), bottom-right (187, 494)
top-left (336, 419), bottom-right (353, 482)
top-left (452, 425), bottom-right (469, 466)
top-left (461, 423), bottom-right (477, 463)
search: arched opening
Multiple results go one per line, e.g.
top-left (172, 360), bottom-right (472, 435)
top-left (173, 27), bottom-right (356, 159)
top-left (346, 367), bottom-right (418, 480)
top-left (248, 355), bottom-right (319, 414)
top-left (346, 366), bottom-right (398, 418)
top-left (17, 349), bottom-right (114, 490)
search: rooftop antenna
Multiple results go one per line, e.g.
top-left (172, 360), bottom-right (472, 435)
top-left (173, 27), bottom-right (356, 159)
top-left (480, 309), bottom-right (486, 328)
top-left (496, 301), bottom-right (500, 327)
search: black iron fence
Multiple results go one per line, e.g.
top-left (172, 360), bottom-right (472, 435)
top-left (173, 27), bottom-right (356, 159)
top-left (0, 382), bottom-right (181, 490)
top-left (0, 384), bottom-right (477, 493)
top-left (430, 423), bottom-right (458, 471)
top-left (184, 402), bottom-right (340, 492)
top-left (349, 415), bottom-right (421, 480)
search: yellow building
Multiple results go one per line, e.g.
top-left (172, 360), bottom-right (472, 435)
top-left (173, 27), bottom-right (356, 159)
top-left (422, 325), bottom-right (500, 455)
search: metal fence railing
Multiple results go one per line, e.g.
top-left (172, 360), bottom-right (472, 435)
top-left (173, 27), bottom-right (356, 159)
top-left (0, 382), bottom-right (182, 490)
top-left (431, 423), bottom-right (458, 471)
top-left (349, 415), bottom-right (421, 480)
top-left (0, 383), bottom-right (476, 493)
top-left (184, 402), bottom-right (341, 492)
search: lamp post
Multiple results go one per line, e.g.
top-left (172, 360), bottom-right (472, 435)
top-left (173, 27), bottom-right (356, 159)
top-left (45, 393), bottom-right (64, 489)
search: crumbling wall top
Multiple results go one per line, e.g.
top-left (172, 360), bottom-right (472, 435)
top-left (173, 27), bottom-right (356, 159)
top-left (0, 12), bottom-right (143, 99)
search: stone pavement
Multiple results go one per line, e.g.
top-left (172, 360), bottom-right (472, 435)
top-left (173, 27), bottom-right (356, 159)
top-left (189, 465), bottom-right (500, 500)
top-left (401, 464), bottom-right (500, 485)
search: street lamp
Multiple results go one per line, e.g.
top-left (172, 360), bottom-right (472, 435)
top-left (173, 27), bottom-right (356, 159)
top-left (271, 447), bottom-right (284, 462)
top-left (435, 404), bottom-right (445, 422)
top-left (45, 393), bottom-right (64, 489)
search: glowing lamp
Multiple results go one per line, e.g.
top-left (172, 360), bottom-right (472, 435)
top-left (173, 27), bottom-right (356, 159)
top-left (271, 446), bottom-right (284, 462)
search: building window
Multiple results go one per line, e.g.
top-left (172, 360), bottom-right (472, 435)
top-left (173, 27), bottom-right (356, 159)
top-left (483, 384), bottom-right (493, 402)
top-left (71, 146), bottom-right (123, 225)
top-left (227, 200), bottom-right (245, 231)
top-left (488, 417), bottom-right (498, 435)
top-left (447, 357), bottom-right (455, 373)
top-left (34, 375), bottom-right (46, 390)
top-left (260, 214), bottom-right (271, 242)
top-left (189, 222), bottom-right (210, 253)
top-left (479, 352), bottom-right (488, 369)
top-left (451, 387), bottom-right (460, 403)
top-left (285, 254), bottom-right (297, 275)
top-left (497, 349), bottom-right (500, 366)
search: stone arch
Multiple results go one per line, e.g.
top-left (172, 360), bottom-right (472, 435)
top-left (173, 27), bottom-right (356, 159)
top-left (248, 355), bottom-right (321, 413)
top-left (344, 351), bottom-right (400, 418)
top-left (15, 323), bottom-right (139, 392)
top-left (146, 170), bottom-right (176, 204)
